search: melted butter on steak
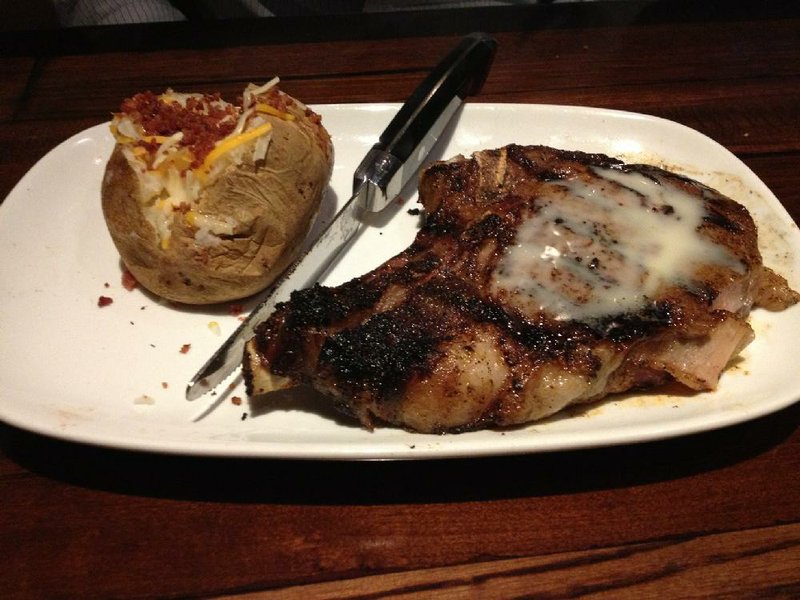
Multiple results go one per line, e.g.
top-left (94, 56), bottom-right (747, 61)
top-left (492, 166), bottom-right (745, 322)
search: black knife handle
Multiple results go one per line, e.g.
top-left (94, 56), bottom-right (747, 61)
top-left (379, 32), bottom-right (497, 161)
top-left (353, 32), bottom-right (497, 210)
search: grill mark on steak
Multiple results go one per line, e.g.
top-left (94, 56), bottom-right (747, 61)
top-left (703, 206), bottom-right (744, 233)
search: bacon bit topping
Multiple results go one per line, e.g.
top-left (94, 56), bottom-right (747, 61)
top-left (231, 396), bottom-right (242, 406)
top-left (180, 344), bottom-right (191, 354)
top-left (305, 107), bottom-right (322, 124)
top-left (119, 91), bottom-right (238, 167)
top-left (98, 295), bottom-right (114, 307)
top-left (161, 382), bottom-right (169, 389)
top-left (121, 269), bottom-right (138, 291)
top-left (228, 303), bottom-right (244, 316)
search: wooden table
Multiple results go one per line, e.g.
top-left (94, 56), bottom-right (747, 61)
top-left (2, 2), bottom-right (799, 597)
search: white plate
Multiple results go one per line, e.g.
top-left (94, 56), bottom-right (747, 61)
top-left (1, 103), bottom-right (799, 460)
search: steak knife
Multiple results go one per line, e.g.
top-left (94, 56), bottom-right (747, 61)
top-left (186, 32), bottom-right (497, 401)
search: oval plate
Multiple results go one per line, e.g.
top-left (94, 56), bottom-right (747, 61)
top-left (1, 103), bottom-right (798, 459)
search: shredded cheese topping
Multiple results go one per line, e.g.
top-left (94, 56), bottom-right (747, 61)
top-left (195, 122), bottom-right (273, 182)
top-left (255, 103), bottom-right (296, 121)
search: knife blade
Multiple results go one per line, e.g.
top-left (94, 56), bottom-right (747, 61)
top-left (186, 32), bottom-right (497, 401)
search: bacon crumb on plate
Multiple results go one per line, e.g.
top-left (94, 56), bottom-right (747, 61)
top-left (98, 295), bottom-right (113, 307)
top-left (180, 344), bottom-right (191, 354)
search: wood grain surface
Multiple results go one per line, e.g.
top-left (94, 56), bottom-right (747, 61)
top-left (1, 2), bottom-right (799, 597)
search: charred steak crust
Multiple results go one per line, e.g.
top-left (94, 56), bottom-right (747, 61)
top-left (244, 145), bottom-right (799, 433)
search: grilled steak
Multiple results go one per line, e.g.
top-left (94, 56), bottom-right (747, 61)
top-left (243, 145), bottom-right (799, 433)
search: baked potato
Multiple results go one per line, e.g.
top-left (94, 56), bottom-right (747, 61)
top-left (101, 79), bottom-right (333, 304)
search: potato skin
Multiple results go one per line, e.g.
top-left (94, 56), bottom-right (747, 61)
top-left (101, 105), bottom-right (332, 304)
